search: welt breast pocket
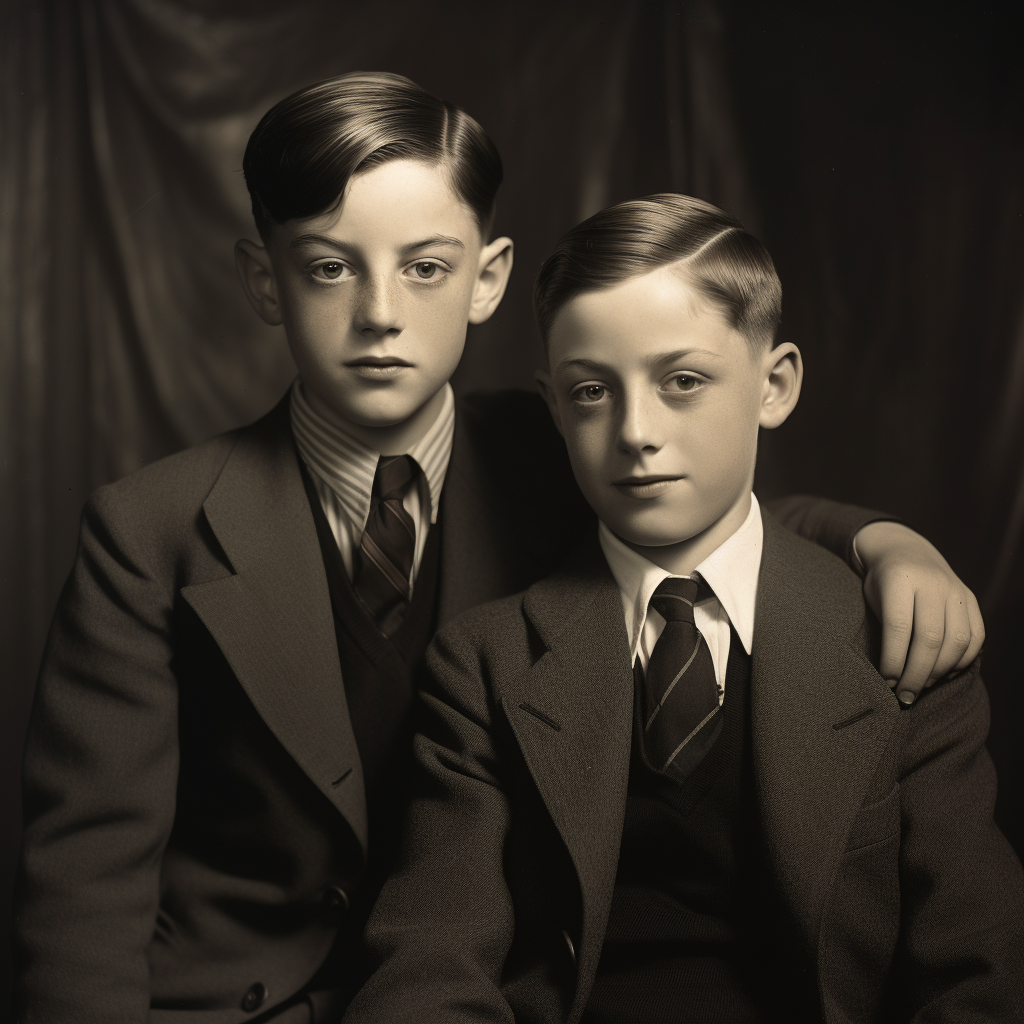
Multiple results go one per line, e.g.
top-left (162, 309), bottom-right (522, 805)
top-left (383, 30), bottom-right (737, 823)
top-left (824, 783), bottom-right (903, 1004)
top-left (844, 783), bottom-right (900, 853)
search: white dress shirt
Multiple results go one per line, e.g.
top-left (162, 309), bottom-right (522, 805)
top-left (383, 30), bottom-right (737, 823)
top-left (599, 493), bottom-right (764, 700)
top-left (289, 378), bottom-right (455, 589)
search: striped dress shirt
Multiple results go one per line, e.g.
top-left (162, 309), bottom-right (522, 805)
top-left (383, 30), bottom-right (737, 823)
top-left (289, 378), bottom-right (456, 591)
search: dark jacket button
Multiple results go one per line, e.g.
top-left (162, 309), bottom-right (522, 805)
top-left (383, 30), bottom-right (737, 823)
top-left (323, 884), bottom-right (350, 917)
top-left (241, 982), bottom-right (268, 1013)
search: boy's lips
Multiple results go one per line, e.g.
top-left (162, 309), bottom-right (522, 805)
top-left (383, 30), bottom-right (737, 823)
top-left (612, 475), bottom-right (682, 499)
top-left (345, 356), bottom-right (413, 379)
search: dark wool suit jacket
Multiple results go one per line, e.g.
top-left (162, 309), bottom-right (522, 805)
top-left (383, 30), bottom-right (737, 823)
top-left (14, 390), bottom-right (889, 1024)
top-left (344, 513), bottom-right (1024, 1024)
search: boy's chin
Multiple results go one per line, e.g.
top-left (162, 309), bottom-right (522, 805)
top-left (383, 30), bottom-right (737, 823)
top-left (607, 518), bottom-right (699, 552)
top-left (606, 505), bottom-right (726, 556)
top-left (329, 391), bottom-right (439, 431)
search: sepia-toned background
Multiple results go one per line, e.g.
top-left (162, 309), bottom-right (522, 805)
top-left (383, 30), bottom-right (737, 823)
top-left (3, 0), bottom-right (1022, 1014)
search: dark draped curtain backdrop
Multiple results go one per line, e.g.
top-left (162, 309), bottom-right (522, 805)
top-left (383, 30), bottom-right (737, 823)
top-left (2, 0), bottom-right (1022, 1013)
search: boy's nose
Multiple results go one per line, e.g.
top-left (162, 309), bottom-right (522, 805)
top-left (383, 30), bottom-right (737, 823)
top-left (354, 278), bottom-right (402, 338)
top-left (617, 394), bottom-right (662, 455)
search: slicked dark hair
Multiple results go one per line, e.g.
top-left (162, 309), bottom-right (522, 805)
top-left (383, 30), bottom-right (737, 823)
top-left (535, 194), bottom-right (781, 349)
top-left (242, 71), bottom-right (503, 240)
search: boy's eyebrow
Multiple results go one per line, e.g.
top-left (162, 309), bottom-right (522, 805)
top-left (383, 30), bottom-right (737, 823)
top-left (555, 357), bottom-right (611, 374)
top-left (401, 234), bottom-right (465, 253)
top-left (555, 349), bottom-right (720, 375)
top-left (644, 348), bottom-right (720, 367)
top-left (288, 233), bottom-right (465, 254)
top-left (289, 233), bottom-right (350, 251)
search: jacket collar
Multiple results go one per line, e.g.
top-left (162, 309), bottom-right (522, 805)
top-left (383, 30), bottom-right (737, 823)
top-left (179, 398), bottom-right (369, 854)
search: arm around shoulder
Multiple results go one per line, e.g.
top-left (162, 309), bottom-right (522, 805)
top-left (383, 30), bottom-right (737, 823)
top-left (767, 495), bottom-right (985, 700)
top-left (15, 487), bottom-right (181, 1023)
top-left (765, 494), bottom-right (889, 566)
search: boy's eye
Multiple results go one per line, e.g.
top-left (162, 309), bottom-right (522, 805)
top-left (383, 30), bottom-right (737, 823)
top-left (664, 374), bottom-right (702, 394)
top-left (311, 261), bottom-right (353, 282)
top-left (572, 384), bottom-right (610, 403)
top-left (406, 261), bottom-right (447, 282)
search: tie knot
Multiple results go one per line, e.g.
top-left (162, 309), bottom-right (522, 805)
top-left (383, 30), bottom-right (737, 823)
top-left (649, 576), bottom-right (701, 623)
top-left (374, 455), bottom-right (416, 501)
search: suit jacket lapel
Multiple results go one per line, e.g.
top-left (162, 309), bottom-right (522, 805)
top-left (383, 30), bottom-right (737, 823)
top-left (503, 540), bottom-right (635, 1017)
top-left (752, 512), bottom-right (899, 953)
top-left (180, 400), bottom-right (368, 854)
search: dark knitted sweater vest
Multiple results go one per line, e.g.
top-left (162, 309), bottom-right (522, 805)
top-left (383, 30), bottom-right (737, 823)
top-left (583, 629), bottom-right (775, 1024)
top-left (300, 464), bottom-right (442, 929)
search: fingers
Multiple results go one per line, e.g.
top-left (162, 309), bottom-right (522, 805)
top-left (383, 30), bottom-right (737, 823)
top-left (894, 588), bottom-right (947, 705)
top-left (866, 555), bottom-right (986, 707)
top-left (876, 574), bottom-right (915, 688)
top-left (926, 595), bottom-right (973, 682)
top-left (895, 588), bottom-right (985, 704)
top-left (955, 590), bottom-right (986, 669)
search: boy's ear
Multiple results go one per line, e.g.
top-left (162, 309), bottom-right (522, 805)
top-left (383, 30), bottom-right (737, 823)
top-left (534, 367), bottom-right (564, 437)
top-left (234, 239), bottom-right (284, 326)
top-left (468, 236), bottom-right (514, 325)
top-left (758, 341), bottom-right (803, 429)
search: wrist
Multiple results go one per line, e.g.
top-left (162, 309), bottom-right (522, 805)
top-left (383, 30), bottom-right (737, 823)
top-left (853, 520), bottom-right (932, 574)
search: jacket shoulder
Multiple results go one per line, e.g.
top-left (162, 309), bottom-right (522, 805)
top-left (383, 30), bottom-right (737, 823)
top-left (432, 590), bottom-right (531, 655)
top-left (455, 388), bottom-right (592, 536)
top-left (88, 429), bottom-right (240, 520)
top-left (760, 510), bottom-right (874, 648)
top-left (80, 402), bottom-right (289, 569)
top-left (457, 388), bottom-right (570, 474)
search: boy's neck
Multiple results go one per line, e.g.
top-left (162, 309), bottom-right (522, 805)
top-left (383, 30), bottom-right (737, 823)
top-left (618, 489), bottom-right (753, 577)
top-left (300, 381), bottom-right (449, 456)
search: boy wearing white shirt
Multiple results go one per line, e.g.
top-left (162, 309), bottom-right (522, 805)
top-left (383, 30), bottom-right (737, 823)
top-left (343, 194), bottom-right (1024, 1023)
top-left (599, 496), bottom-right (763, 698)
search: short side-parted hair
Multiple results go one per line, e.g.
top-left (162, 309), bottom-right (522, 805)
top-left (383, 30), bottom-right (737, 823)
top-left (535, 194), bottom-right (781, 349)
top-left (243, 71), bottom-right (503, 240)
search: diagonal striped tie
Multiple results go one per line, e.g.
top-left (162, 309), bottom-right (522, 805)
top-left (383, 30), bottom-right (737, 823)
top-left (353, 455), bottom-right (417, 637)
top-left (640, 577), bottom-right (720, 781)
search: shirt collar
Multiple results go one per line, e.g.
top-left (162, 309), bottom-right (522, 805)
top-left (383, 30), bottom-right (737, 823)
top-left (289, 377), bottom-right (455, 528)
top-left (598, 492), bottom-right (763, 663)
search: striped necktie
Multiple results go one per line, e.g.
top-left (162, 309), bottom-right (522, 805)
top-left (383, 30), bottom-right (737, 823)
top-left (353, 455), bottom-right (417, 637)
top-left (640, 577), bottom-right (721, 782)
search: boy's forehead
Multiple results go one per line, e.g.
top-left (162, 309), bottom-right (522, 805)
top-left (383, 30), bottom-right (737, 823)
top-left (269, 158), bottom-right (483, 250)
top-left (549, 266), bottom-right (732, 364)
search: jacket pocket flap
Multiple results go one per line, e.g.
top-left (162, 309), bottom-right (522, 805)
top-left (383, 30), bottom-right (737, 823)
top-left (844, 784), bottom-right (899, 852)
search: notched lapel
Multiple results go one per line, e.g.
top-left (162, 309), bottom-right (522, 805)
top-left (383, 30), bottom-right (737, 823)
top-left (752, 514), bottom-right (899, 951)
top-left (180, 404), bottom-right (368, 854)
top-left (501, 545), bottom-right (634, 1011)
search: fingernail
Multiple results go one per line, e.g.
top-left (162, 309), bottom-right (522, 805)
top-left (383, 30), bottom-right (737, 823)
top-left (898, 690), bottom-right (915, 705)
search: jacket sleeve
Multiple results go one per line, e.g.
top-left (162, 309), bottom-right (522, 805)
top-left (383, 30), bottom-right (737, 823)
top-left (892, 661), bottom-right (1024, 1020)
top-left (343, 617), bottom-right (519, 1024)
top-left (764, 494), bottom-right (896, 571)
top-left (14, 488), bottom-right (180, 1024)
